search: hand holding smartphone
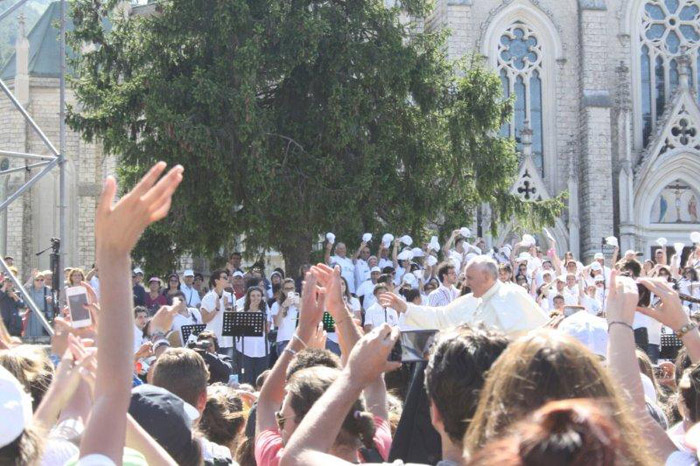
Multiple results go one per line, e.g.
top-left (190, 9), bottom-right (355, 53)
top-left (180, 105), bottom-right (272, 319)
top-left (66, 286), bottom-right (92, 328)
top-left (388, 329), bottom-right (438, 363)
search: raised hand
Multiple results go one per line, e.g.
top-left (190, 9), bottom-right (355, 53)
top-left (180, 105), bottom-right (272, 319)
top-left (605, 269), bottom-right (638, 326)
top-left (378, 292), bottom-right (407, 314)
top-left (346, 324), bottom-right (401, 387)
top-left (96, 162), bottom-right (183, 256)
top-left (310, 264), bottom-right (344, 319)
top-left (636, 277), bottom-right (689, 331)
top-left (297, 271), bottom-right (325, 340)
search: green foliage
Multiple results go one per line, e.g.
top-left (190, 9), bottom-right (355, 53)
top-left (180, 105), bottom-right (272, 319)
top-left (67, 0), bottom-right (563, 274)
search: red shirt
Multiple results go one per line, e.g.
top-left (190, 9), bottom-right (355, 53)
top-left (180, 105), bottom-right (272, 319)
top-left (255, 415), bottom-right (392, 466)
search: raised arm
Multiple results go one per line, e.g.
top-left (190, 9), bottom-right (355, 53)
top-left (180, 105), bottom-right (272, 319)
top-left (442, 230), bottom-right (458, 260)
top-left (392, 239), bottom-right (399, 269)
top-left (352, 241), bottom-right (366, 264)
top-left (279, 325), bottom-right (400, 466)
top-left (324, 241), bottom-right (333, 266)
top-left (605, 271), bottom-right (677, 462)
top-left (80, 162), bottom-right (183, 461)
top-left (257, 272), bottom-right (325, 435)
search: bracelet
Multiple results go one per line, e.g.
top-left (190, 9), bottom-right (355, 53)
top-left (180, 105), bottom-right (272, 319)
top-left (608, 321), bottom-right (634, 332)
top-left (676, 322), bottom-right (698, 339)
top-left (284, 347), bottom-right (297, 357)
top-left (292, 334), bottom-right (307, 348)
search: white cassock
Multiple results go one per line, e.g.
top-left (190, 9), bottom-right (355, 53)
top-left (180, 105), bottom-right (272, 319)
top-left (403, 281), bottom-right (548, 337)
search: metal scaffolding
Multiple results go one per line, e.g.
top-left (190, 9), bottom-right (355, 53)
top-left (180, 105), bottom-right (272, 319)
top-left (0, 0), bottom-right (69, 337)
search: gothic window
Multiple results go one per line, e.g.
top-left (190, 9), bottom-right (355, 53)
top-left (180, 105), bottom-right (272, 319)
top-left (639, 0), bottom-right (700, 146)
top-left (497, 22), bottom-right (545, 175)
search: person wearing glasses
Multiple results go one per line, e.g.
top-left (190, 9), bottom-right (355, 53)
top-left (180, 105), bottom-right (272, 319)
top-left (271, 278), bottom-right (300, 354)
top-left (24, 271), bottom-right (53, 338)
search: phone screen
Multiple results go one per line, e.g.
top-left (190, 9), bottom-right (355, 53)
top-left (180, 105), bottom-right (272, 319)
top-left (388, 330), bottom-right (438, 363)
top-left (68, 292), bottom-right (90, 322)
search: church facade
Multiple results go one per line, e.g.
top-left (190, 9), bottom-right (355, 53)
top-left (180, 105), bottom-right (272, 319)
top-left (427, 0), bottom-right (700, 261)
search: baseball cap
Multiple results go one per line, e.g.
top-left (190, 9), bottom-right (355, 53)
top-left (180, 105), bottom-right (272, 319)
top-left (594, 275), bottom-right (605, 283)
top-left (517, 252), bottom-right (531, 262)
top-left (232, 271), bottom-right (244, 278)
top-left (370, 266), bottom-right (381, 274)
top-left (128, 385), bottom-right (200, 460)
top-left (558, 311), bottom-right (608, 358)
top-left (183, 269), bottom-right (194, 277)
top-left (590, 262), bottom-right (602, 271)
top-left (0, 366), bottom-right (33, 448)
top-left (148, 277), bottom-right (160, 284)
top-left (594, 253), bottom-right (605, 260)
top-left (133, 267), bottom-right (144, 276)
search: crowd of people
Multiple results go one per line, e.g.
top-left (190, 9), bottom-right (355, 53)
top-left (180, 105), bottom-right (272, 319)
top-left (2, 162), bottom-right (700, 465)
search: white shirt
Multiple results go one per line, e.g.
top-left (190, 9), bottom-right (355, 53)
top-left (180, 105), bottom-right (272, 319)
top-left (330, 255), bottom-right (356, 294)
top-left (377, 257), bottom-right (393, 270)
top-left (563, 286), bottom-right (579, 306)
top-left (364, 302), bottom-right (399, 329)
top-left (354, 259), bottom-right (370, 290)
top-left (270, 302), bottom-right (298, 343)
top-left (180, 283), bottom-right (201, 308)
top-left (580, 295), bottom-right (602, 316)
top-left (171, 307), bottom-right (203, 340)
top-left (89, 276), bottom-right (100, 300)
top-left (356, 279), bottom-right (377, 310)
top-left (133, 325), bottom-right (146, 354)
top-left (201, 290), bottom-right (235, 347)
top-left (404, 282), bottom-right (547, 337)
top-left (234, 307), bottom-right (272, 358)
top-left (427, 284), bottom-right (458, 307)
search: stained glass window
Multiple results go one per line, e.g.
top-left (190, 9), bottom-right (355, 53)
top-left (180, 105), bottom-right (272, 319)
top-left (498, 22), bottom-right (545, 175)
top-left (639, 0), bottom-right (700, 146)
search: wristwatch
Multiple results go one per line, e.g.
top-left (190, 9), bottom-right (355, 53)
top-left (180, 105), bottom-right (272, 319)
top-left (675, 322), bottom-right (697, 339)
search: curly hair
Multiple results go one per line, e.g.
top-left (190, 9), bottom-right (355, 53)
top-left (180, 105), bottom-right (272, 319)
top-left (198, 384), bottom-right (246, 452)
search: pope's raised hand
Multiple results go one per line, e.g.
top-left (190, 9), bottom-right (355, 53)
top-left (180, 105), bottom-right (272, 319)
top-left (96, 162), bottom-right (183, 256)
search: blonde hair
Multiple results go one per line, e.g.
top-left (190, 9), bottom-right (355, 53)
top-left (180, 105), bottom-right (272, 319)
top-left (464, 330), bottom-right (655, 465)
top-left (0, 345), bottom-right (53, 410)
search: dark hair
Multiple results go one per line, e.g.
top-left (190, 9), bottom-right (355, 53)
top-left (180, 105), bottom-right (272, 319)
top-left (683, 267), bottom-right (699, 281)
top-left (209, 269), bottom-right (228, 289)
top-left (401, 288), bottom-right (421, 303)
top-left (245, 277), bottom-right (261, 289)
top-left (618, 259), bottom-right (642, 278)
top-left (286, 348), bottom-right (342, 380)
top-left (381, 266), bottom-right (395, 275)
top-left (235, 436), bottom-right (256, 466)
top-left (0, 345), bottom-right (53, 411)
top-left (425, 325), bottom-right (509, 444)
top-left (134, 306), bottom-right (149, 317)
top-left (229, 252), bottom-right (242, 260)
top-left (499, 263), bottom-right (513, 279)
top-left (679, 363), bottom-right (700, 423)
top-left (243, 286), bottom-right (266, 312)
top-left (287, 366), bottom-right (376, 449)
top-left (167, 273), bottom-right (181, 290)
top-left (277, 278), bottom-right (296, 305)
top-left (197, 330), bottom-right (220, 353)
top-left (198, 384), bottom-right (245, 450)
top-left (377, 274), bottom-right (392, 285)
top-left (152, 348), bottom-right (209, 407)
top-left (675, 347), bottom-right (693, 386)
top-left (553, 295), bottom-right (565, 303)
top-left (437, 262), bottom-right (455, 283)
top-left (0, 427), bottom-right (44, 465)
top-left (339, 276), bottom-right (352, 301)
top-left (466, 399), bottom-right (637, 466)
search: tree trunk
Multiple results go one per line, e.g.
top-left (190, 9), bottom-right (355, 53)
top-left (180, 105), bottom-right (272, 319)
top-left (281, 234), bottom-right (313, 280)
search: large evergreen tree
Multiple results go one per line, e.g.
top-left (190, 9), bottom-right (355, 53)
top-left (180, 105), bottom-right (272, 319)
top-left (68, 0), bottom-right (562, 274)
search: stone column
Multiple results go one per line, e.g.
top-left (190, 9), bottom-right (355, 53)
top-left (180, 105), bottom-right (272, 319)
top-left (616, 61), bottom-right (636, 252)
top-left (577, 0), bottom-right (615, 262)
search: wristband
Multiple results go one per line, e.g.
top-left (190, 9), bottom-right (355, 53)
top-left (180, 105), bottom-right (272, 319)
top-left (292, 334), bottom-right (307, 348)
top-left (284, 347), bottom-right (297, 357)
top-left (676, 322), bottom-right (697, 339)
top-left (608, 321), bottom-right (634, 332)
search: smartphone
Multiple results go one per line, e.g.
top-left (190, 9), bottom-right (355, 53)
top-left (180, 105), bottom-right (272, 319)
top-left (322, 312), bottom-right (335, 333)
top-left (388, 329), bottom-right (438, 363)
top-left (66, 285), bottom-right (92, 328)
top-left (637, 282), bottom-right (651, 308)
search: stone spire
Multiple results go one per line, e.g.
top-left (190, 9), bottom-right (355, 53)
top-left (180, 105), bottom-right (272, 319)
top-left (678, 51), bottom-right (691, 92)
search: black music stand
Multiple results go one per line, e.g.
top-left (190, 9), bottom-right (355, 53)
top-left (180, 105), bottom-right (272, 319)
top-left (180, 324), bottom-right (207, 346)
top-left (223, 311), bottom-right (265, 379)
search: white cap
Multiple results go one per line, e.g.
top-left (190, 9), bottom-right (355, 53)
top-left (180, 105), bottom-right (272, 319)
top-left (590, 262), bottom-right (602, 271)
top-left (232, 271), bottom-right (244, 278)
top-left (605, 236), bottom-right (618, 247)
top-left (326, 232), bottom-right (336, 244)
top-left (459, 227), bottom-right (471, 238)
top-left (400, 235), bottom-right (413, 246)
top-left (656, 237), bottom-right (668, 247)
top-left (426, 255), bottom-right (438, 267)
top-left (382, 233), bottom-right (394, 248)
top-left (411, 247), bottom-right (424, 258)
top-left (558, 311), bottom-right (608, 358)
top-left (465, 252), bottom-right (478, 263)
top-left (0, 366), bottom-right (32, 448)
top-left (362, 233), bottom-right (372, 243)
top-left (691, 231), bottom-right (700, 244)
top-left (624, 249), bottom-right (637, 257)
top-left (542, 270), bottom-right (554, 278)
top-left (594, 253), bottom-right (605, 260)
top-left (183, 269), bottom-right (194, 277)
top-left (674, 242), bottom-right (685, 253)
top-left (133, 267), bottom-right (144, 275)
top-left (517, 252), bottom-right (531, 262)
top-left (499, 245), bottom-right (513, 257)
top-left (397, 250), bottom-right (414, 261)
top-left (594, 275), bottom-right (605, 283)
top-left (370, 266), bottom-right (381, 274)
top-left (402, 273), bottom-right (419, 289)
top-left (521, 234), bottom-right (536, 247)
top-left (428, 237), bottom-right (440, 251)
